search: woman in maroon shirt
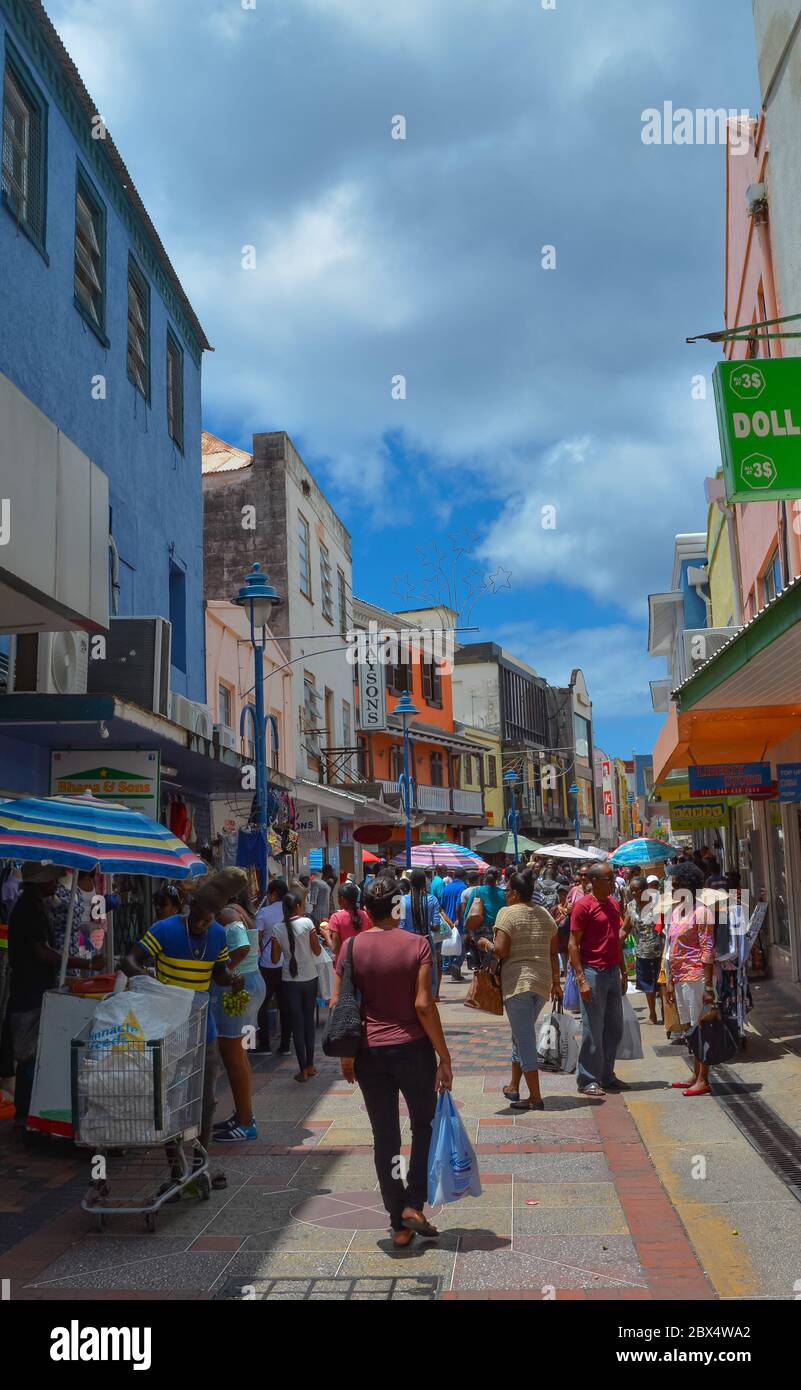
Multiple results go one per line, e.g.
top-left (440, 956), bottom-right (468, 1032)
top-left (331, 875), bottom-right (453, 1248)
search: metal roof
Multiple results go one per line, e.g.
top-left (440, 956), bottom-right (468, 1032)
top-left (201, 431), bottom-right (253, 475)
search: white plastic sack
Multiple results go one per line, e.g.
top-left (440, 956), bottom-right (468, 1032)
top-left (315, 946), bottom-right (335, 1001)
top-left (89, 976), bottom-right (192, 1054)
top-left (617, 994), bottom-right (644, 1061)
top-left (537, 1008), bottom-right (581, 1074)
top-left (440, 926), bottom-right (462, 958)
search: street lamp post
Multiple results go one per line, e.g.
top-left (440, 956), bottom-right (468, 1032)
top-left (504, 768), bottom-right (520, 865)
top-left (236, 562), bottom-right (280, 893)
top-left (568, 782), bottom-right (580, 848)
top-left (395, 690), bottom-right (418, 871)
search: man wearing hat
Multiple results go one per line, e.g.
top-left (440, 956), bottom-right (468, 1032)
top-left (7, 863), bottom-right (86, 1127)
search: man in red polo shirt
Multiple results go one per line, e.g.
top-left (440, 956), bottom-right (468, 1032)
top-left (568, 862), bottom-right (628, 1100)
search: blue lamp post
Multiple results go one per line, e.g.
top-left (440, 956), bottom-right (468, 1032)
top-left (395, 690), bottom-right (418, 871)
top-left (568, 782), bottom-right (580, 848)
top-left (236, 562), bottom-right (280, 892)
top-left (504, 768), bottom-right (520, 865)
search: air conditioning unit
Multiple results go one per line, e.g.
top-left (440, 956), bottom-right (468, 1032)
top-left (170, 692), bottom-right (193, 730)
top-left (190, 702), bottom-right (214, 740)
top-left (86, 617), bottom-right (171, 715)
top-left (682, 626), bottom-right (741, 679)
top-left (8, 631), bottom-right (89, 695)
top-left (214, 723), bottom-right (237, 752)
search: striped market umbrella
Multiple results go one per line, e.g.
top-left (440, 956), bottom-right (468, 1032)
top-left (391, 842), bottom-right (489, 872)
top-left (610, 837), bottom-right (674, 866)
top-left (0, 791), bottom-right (208, 983)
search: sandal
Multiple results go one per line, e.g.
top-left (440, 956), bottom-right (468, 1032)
top-left (392, 1229), bottom-right (415, 1248)
top-left (211, 1170), bottom-right (228, 1190)
top-left (510, 1098), bottom-right (544, 1111)
top-left (502, 1086), bottom-right (520, 1104)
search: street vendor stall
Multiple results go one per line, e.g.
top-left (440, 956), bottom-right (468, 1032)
top-left (0, 791), bottom-right (206, 1137)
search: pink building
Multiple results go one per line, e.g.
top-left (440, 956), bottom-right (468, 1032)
top-left (205, 601), bottom-right (295, 839)
top-left (723, 116), bottom-right (801, 616)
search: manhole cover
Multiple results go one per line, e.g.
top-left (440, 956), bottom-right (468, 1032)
top-left (291, 1189), bottom-right (441, 1230)
top-left (216, 1275), bottom-right (442, 1301)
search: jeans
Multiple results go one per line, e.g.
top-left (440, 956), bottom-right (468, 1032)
top-left (284, 977), bottom-right (318, 1072)
top-left (505, 990), bottom-right (545, 1072)
top-left (577, 966), bottom-right (624, 1089)
top-left (354, 1036), bottom-right (437, 1230)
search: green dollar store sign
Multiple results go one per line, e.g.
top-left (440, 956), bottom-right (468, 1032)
top-left (714, 359), bottom-right (801, 503)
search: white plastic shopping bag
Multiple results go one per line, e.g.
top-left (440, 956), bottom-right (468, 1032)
top-left (440, 926), bottom-right (462, 958)
top-left (537, 1004), bottom-right (581, 1074)
top-left (89, 975), bottom-right (192, 1053)
top-left (427, 1091), bottom-right (482, 1205)
top-left (617, 994), bottom-right (644, 1061)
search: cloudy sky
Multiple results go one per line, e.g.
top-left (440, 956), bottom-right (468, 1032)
top-left (47, 0), bottom-right (760, 754)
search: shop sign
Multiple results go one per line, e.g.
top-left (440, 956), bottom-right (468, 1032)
top-left (669, 800), bottom-right (728, 832)
top-left (357, 651), bottom-right (388, 731)
top-left (50, 750), bottom-right (160, 820)
top-left (777, 763), bottom-right (801, 802)
top-left (714, 359), bottom-right (801, 502)
top-left (688, 762), bottom-right (771, 797)
top-left (296, 802), bottom-right (323, 847)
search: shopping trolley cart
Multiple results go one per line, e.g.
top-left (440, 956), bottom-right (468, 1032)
top-left (71, 1000), bottom-right (211, 1231)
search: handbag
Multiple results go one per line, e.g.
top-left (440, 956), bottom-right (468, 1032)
top-left (617, 994), bottom-right (644, 1060)
top-left (464, 957), bottom-right (503, 1016)
top-left (314, 944), bottom-right (335, 1002)
top-left (321, 937), bottom-right (363, 1057)
top-left (686, 1010), bottom-right (738, 1066)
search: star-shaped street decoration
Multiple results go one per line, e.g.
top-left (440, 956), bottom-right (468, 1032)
top-left (486, 567), bottom-right (512, 593)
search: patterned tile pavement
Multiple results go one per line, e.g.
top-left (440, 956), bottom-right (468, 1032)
top-left (1, 978), bottom-right (800, 1299)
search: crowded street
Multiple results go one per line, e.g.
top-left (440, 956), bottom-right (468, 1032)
top-left (3, 0), bottom-right (801, 1360)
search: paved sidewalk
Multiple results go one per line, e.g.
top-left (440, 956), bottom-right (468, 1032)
top-left (1, 980), bottom-right (800, 1300)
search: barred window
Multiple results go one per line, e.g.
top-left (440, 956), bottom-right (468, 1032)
top-left (74, 176), bottom-right (105, 331)
top-left (320, 543), bottom-right (333, 623)
top-left (298, 515), bottom-right (311, 598)
top-left (166, 331), bottom-right (184, 449)
top-left (127, 257), bottom-right (150, 399)
top-left (2, 63), bottom-right (46, 247)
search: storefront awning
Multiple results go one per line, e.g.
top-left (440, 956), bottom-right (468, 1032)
top-left (653, 703), bottom-right (801, 783)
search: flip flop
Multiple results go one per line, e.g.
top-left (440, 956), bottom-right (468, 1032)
top-left (510, 1098), bottom-right (545, 1111)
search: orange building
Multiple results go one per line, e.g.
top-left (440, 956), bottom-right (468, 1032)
top-left (342, 599), bottom-right (487, 847)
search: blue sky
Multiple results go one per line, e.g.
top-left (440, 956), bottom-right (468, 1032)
top-left (48, 0), bottom-right (760, 755)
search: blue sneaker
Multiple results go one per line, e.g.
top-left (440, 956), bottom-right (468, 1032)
top-left (214, 1117), bottom-right (258, 1142)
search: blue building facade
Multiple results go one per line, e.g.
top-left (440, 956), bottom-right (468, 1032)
top-left (0, 0), bottom-right (210, 711)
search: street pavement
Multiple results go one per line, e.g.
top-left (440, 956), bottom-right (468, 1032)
top-left (2, 978), bottom-right (801, 1301)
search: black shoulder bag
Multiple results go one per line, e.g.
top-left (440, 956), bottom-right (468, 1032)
top-left (322, 936), bottom-right (363, 1057)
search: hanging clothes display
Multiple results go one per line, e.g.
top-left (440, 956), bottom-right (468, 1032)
top-left (168, 795), bottom-right (192, 843)
top-left (236, 828), bottom-right (268, 883)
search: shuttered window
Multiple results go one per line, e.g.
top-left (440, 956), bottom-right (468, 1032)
top-left (166, 331), bottom-right (184, 449)
top-left (74, 174), bottom-right (105, 333)
top-left (127, 257), bottom-right (150, 399)
top-left (2, 60), bottom-right (46, 250)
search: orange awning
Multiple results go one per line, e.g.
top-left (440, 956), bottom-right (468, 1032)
top-left (653, 702), bottom-right (801, 783)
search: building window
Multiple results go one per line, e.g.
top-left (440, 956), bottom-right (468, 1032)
top-left (218, 682), bottom-right (232, 728)
top-left (573, 713), bottom-right (590, 760)
top-left (357, 734), bottom-right (369, 780)
top-left (486, 754), bottom-right (497, 787)
top-left (168, 564), bottom-right (187, 673)
top-left (386, 654), bottom-right (411, 696)
top-left (762, 548), bottom-right (783, 604)
top-left (390, 744), bottom-right (404, 782)
top-left (298, 514), bottom-right (311, 599)
top-left (430, 751), bottom-right (444, 787)
top-left (421, 655), bottom-right (442, 706)
top-left (337, 567), bottom-right (348, 635)
top-left (74, 171), bottom-right (105, 336)
top-left (2, 57), bottom-right (47, 251)
top-left (303, 673), bottom-right (321, 762)
top-left (126, 256), bottom-right (150, 399)
top-left (342, 699), bottom-right (352, 779)
top-left (166, 331), bottom-right (184, 449)
top-left (320, 543), bottom-right (333, 623)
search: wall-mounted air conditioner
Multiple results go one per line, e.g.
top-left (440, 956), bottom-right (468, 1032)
top-left (86, 617), bottom-right (171, 715)
top-left (8, 631), bottom-right (89, 695)
top-left (214, 723), bottom-right (237, 752)
top-left (170, 692), bottom-right (193, 730)
top-left (190, 702), bottom-right (214, 741)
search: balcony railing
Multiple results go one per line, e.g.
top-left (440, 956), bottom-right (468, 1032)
top-left (378, 780), bottom-right (483, 817)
